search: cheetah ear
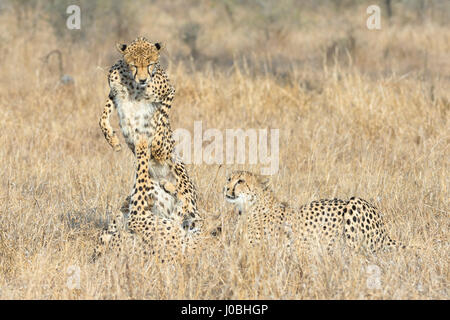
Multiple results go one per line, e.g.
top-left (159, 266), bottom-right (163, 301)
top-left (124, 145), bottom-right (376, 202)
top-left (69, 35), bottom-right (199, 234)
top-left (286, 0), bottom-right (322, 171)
top-left (258, 175), bottom-right (271, 189)
top-left (116, 43), bottom-right (127, 54)
top-left (154, 42), bottom-right (164, 51)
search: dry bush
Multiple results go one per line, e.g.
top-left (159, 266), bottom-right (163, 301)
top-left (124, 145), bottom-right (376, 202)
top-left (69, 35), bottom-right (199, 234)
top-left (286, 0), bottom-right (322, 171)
top-left (0, 0), bottom-right (448, 299)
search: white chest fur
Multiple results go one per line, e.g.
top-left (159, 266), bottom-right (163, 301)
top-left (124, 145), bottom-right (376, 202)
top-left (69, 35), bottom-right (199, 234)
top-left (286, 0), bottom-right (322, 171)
top-left (114, 96), bottom-right (158, 150)
top-left (113, 91), bottom-right (175, 183)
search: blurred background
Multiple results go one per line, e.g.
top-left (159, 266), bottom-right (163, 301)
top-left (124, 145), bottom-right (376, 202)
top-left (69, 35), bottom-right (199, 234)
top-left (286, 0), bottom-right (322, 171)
top-left (1, 0), bottom-right (449, 83)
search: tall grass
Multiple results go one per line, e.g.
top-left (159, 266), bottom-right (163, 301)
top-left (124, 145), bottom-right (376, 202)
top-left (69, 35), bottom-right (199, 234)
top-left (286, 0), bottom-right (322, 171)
top-left (0, 0), bottom-right (448, 299)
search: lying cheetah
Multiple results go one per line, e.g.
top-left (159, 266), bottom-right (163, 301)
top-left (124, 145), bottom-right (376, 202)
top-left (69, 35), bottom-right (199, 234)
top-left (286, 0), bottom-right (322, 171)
top-left (94, 136), bottom-right (210, 262)
top-left (224, 171), bottom-right (404, 252)
top-left (98, 37), bottom-right (198, 226)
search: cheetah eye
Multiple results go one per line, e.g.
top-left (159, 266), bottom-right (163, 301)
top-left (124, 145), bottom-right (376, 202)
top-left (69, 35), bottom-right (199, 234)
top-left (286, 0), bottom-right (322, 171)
top-left (147, 63), bottom-right (156, 72)
top-left (237, 179), bottom-right (244, 184)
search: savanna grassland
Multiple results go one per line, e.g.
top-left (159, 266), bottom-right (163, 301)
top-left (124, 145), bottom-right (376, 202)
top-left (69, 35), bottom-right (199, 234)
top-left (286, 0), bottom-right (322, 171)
top-left (0, 0), bottom-right (448, 299)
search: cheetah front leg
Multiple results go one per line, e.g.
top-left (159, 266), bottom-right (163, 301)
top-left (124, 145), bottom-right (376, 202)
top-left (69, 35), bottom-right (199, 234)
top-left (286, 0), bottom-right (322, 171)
top-left (99, 96), bottom-right (122, 152)
top-left (150, 87), bottom-right (176, 162)
top-left (162, 161), bottom-right (199, 230)
top-left (151, 120), bottom-right (174, 162)
top-left (127, 136), bottom-right (157, 233)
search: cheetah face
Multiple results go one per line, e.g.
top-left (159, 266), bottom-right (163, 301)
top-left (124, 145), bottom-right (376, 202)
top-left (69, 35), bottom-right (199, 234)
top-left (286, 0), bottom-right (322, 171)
top-left (116, 37), bottom-right (163, 87)
top-left (224, 171), bottom-right (264, 214)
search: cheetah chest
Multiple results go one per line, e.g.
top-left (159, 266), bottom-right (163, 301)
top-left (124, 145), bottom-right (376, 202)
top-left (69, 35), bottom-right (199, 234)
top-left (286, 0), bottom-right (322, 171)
top-left (114, 96), bottom-right (158, 152)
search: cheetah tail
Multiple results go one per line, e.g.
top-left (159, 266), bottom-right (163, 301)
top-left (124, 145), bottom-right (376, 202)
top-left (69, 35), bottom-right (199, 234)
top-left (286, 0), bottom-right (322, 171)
top-left (384, 236), bottom-right (427, 251)
top-left (384, 236), bottom-right (407, 250)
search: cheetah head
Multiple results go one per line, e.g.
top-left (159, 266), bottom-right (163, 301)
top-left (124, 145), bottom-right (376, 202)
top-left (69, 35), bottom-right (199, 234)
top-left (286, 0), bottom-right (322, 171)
top-left (224, 171), bottom-right (269, 214)
top-left (116, 36), bottom-right (163, 87)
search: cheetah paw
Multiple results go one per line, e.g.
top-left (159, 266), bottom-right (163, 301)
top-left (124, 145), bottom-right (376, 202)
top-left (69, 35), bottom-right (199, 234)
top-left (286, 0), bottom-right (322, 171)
top-left (160, 180), bottom-right (177, 196)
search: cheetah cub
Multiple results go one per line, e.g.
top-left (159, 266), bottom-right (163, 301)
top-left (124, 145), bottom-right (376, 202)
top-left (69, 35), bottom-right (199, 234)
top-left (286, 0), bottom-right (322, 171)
top-left (98, 37), bottom-right (198, 227)
top-left (224, 171), bottom-right (404, 252)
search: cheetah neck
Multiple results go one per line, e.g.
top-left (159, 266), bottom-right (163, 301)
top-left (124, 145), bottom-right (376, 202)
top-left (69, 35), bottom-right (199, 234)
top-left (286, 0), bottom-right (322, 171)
top-left (245, 190), bottom-right (278, 214)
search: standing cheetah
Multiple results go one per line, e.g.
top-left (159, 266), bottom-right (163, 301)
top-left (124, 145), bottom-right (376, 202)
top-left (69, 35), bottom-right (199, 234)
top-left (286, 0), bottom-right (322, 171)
top-left (224, 171), bottom-right (404, 252)
top-left (93, 136), bottom-right (211, 262)
top-left (98, 37), bottom-right (198, 226)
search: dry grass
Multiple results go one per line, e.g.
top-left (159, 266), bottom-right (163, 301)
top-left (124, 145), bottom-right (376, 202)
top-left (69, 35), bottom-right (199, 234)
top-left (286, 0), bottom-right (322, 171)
top-left (0, 1), bottom-right (448, 299)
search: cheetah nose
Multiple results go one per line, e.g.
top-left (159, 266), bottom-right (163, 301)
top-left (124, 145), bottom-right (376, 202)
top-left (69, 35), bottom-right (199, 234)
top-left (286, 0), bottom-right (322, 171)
top-left (139, 79), bottom-right (147, 84)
